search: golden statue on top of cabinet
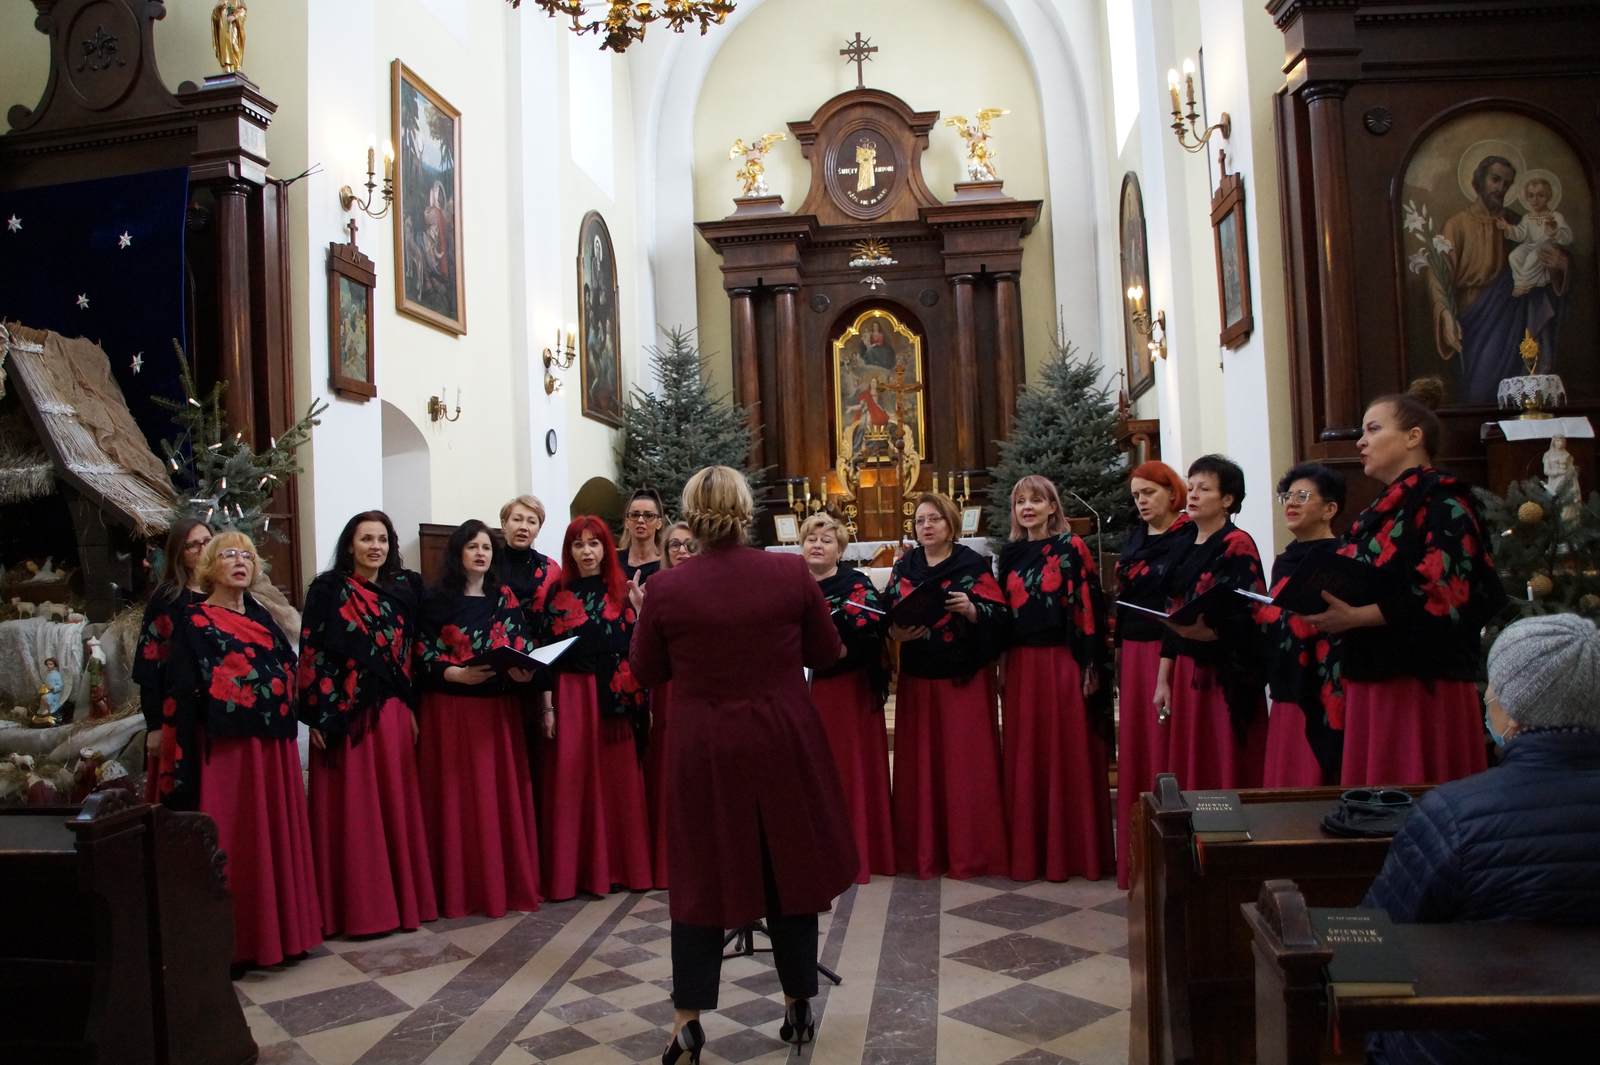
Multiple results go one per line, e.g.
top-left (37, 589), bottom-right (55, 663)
top-left (945, 108), bottom-right (1010, 182)
top-left (729, 132), bottom-right (786, 198)
top-left (212, 1), bottom-right (248, 75)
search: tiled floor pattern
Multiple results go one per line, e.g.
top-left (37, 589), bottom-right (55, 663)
top-left (240, 876), bottom-right (1130, 1065)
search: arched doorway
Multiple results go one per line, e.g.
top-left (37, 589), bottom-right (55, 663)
top-left (380, 401), bottom-right (431, 571)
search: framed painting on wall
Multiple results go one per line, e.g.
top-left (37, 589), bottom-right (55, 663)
top-left (1397, 109), bottom-right (1592, 409)
top-left (1119, 173), bottom-right (1155, 399)
top-left (392, 60), bottom-right (466, 335)
top-left (578, 210), bottom-right (623, 427)
top-left (1211, 170), bottom-right (1253, 349)
top-left (327, 231), bottom-right (376, 400)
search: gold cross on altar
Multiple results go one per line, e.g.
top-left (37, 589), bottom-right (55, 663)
top-left (880, 362), bottom-right (923, 435)
top-left (840, 32), bottom-right (878, 89)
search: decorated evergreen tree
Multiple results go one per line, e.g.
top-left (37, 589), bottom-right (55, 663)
top-left (985, 336), bottom-right (1133, 552)
top-left (618, 327), bottom-right (761, 515)
top-left (1474, 477), bottom-right (1600, 646)
top-left (155, 345), bottom-right (326, 543)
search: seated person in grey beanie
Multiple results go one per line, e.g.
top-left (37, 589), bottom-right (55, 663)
top-left (1363, 613), bottom-right (1600, 1065)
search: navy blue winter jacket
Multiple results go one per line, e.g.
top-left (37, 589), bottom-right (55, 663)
top-left (1363, 728), bottom-right (1600, 1065)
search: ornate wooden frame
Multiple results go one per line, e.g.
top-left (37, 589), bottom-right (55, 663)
top-left (391, 60), bottom-right (466, 335)
top-left (1210, 171), bottom-right (1254, 350)
top-left (327, 234), bottom-right (376, 400)
top-left (577, 210), bottom-right (623, 427)
top-left (1120, 172), bottom-right (1156, 399)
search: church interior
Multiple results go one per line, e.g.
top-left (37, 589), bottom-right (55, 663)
top-left (2, 2), bottom-right (1598, 1064)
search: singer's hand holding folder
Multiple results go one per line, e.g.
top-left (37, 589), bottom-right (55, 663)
top-left (1115, 583), bottom-right (1251, 628)
top-left (1234, 552), bottom-right (1385, 615)
top-left (888, 579), bottom-right (951, 628)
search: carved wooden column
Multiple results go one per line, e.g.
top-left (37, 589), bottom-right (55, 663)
top-left (729, 287), bottom-right (764, 467)
top-left (773, 285), bottom-right (805, 474)
top-left (1303, 84), bottom-right (1361, 439)
top-left (951, 274), bottom-right (981, 467)
top-left (213, 179), bottom-right (255, 434)
top-left (994, 272), bottom-right (1024, 439)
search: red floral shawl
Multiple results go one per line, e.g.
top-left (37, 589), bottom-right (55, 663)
top-left (296, 570), bottom-right (421, 745)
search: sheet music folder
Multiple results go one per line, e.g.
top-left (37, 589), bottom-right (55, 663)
top-left (889, 579), bottom-right (951, 628)
top-left (1237, 552), bottom-right (1386, 615)
top-left (467, 635), bottom-right (579, 673)
top-left (1115, 583), bottom-right (1251, 628)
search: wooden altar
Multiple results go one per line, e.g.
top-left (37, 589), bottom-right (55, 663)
top-left (1271, 0), bottom-right (1600, 511)
top-left (697, 88), bottom-right (1040, 540)
top-left (0, 0), bottom-right (303, 599)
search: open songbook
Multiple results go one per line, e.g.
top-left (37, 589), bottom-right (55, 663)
top-left (1115, 583), bottom-right (1252, 628)
top-left (1232, 552), bottom-right (1385, 615)
top-left (466, 635), bottom-right (579, 674)
top-left (888, 579), bottom-right (951, 628)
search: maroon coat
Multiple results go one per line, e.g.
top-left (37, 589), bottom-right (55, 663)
top-left (630, 544), bottom-right (857, 926)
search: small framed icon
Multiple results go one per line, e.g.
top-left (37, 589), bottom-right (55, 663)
top-left (774, 513), bottom-right (801, 545)
top-left (960, 506), bottom-right (983, 536)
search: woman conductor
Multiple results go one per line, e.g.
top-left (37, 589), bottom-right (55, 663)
top-left (631, 466), bottom-right (856, 1064)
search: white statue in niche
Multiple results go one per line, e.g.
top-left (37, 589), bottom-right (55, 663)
top-left (1542, 434), bottom-right (1582, 523)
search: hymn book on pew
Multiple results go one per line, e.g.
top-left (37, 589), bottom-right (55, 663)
top-left (1232, 552), bottom-right (1386, 615)
top-left (1182, 790), bottom-right (1252, 842)
top-left (467, 635), bottom-right (579, 674)
top-left (1116, 583), bottom-right (1253, 628)
top-left (1309, 908), bottom-right (1418, 999)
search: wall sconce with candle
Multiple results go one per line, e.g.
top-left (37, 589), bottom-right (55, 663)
top-left (340, 139), bottom-right (395, 219)
top-left (1166, 59), bottom-right (1230, 154)
top-left (426, 386), bottom-right (462, 423)
top-left (1125, 285), bottom-right (1168, 360)
top-left (543, 326), bottom-right (578, 394)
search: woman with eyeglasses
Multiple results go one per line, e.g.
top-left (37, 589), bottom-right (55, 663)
top-left (1304, 380), bottom-right (1506, 786)
top-left (416, 520), bottom-right (543, 917)
top-left (803, 511), bottom-right (895, 884)
top-left (997, 475), bottom-right (1114, 882)
top-left (1255, 465), bottom-right (1348, 787)
top-left (1153, 455), bottom-right (1269, 791)
top-left (161, 530), bottom-right (322, 967)
top-left (1112, 460), bottom-right (1193, 887)
top-left (136, 518), bottom-right (211, 802)
top-left (645, 521), bottom-right (700, 888)
top-left (298, 511), bottom-right (436, 937)
top-left (539, 517), bottom-right (653, 900)
top-left (887, 491), bottom-right (1010, 879)
top-left (619, 488), bottom-right (666, 584)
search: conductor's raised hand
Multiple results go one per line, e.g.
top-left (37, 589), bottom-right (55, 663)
top-left (628, 572), bottom-right (646, 613)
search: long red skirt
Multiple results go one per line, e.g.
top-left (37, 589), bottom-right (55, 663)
top-left (1166, 656), bottom-right (1267, 791)
top-left (1002, 646), bottom-right (1113, 882)
top-left (308, 699), bottom-right (439, 936)
top-left (812, 669), bottom-right (896, 883)
top-left (1262, 701), bottom-right (1325, 788)
top-left (199, 734), bottom-right (322, 967)
top-left (541, 673), bottom-right (653, 899)
top-left (1116, 639), bottom-right (1169, 888)
top-left (1340, 677), bottom-right (1486, 786)
top-left (892, 671), bottom-right (1009, 879)
top-left (645, 683), bottom-right (672, 889)
top-left (418, 691), bottom-right (542, 918)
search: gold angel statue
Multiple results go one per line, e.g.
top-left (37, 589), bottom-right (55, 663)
top-left (945, 108), bottom-right (1010, 182)
top-left (729, 132), bottom-right (786, 198)
top-left (212, 1), bottom-right (248, 74)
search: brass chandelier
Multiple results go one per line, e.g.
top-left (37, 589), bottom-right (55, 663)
top-left (510, 1), bottom-right (736, 53)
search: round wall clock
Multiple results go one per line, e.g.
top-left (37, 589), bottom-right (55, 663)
top-left (545, 429), bottom-right (558, 456)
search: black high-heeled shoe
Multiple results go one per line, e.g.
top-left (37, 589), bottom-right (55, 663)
top-left (779, 999), bottom-right (815, 1054)
top-left (661, 1018), bottom-right (705, 1065)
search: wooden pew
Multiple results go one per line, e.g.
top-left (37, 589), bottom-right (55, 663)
top-left (0, 793), bottom-right (256, 1065)
top-left (1127, 774), bottom-right (1426, 1065)
top-left (1245, 879), bottom-right (1600, 1065)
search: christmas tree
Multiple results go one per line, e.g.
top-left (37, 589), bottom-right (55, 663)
top-left (618, 327), bottom-right (760, 517)
top-left (985, 336), bottom-right (1133, 551)
top-left (155, 345), bottom-right (326, 543)
top-left (1474, 477), bottom-right (1600, 642)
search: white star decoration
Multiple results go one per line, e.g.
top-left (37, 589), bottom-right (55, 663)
top-left (118, 231), bottom-right (133, 249)
top-left (5, 215), bottom-right (19, 233)
top-left (131, 352), bottom-right (144, 374)
top-left (75, 293), bottom-right (89, 310)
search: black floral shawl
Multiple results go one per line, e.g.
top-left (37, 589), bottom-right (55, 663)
top-left (296, 570), bottom-right (421, 746)
top-left (1256, 538), bottom-right (1345, 781)
top-left (415, 585), bottom-right (532, 698)
top-left (133, 587), bottom-right (204, 731)
top-left (998, 532), bottom-right (1113, 723)
top-left (814, 567), bottom-right (890, 707)
top-left (544, 575), bottom-right (648, 754)
top-left (1114, 513), bottom-right (1196, 643)
top-left (886, 544), bottom-right (1008, 682)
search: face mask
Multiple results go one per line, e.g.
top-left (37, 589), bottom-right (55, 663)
top-left (1485, 709), bottom-right (1510, 749)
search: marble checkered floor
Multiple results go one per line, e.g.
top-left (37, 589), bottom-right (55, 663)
top-left (239, 876), bottom-right (1131, 1065)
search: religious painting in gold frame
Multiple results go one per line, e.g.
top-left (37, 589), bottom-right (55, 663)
top-left (832, 308), bottom-right (926, 470)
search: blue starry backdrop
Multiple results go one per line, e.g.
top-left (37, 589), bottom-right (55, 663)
top-left (0, 168), bottom-right (190, 451)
